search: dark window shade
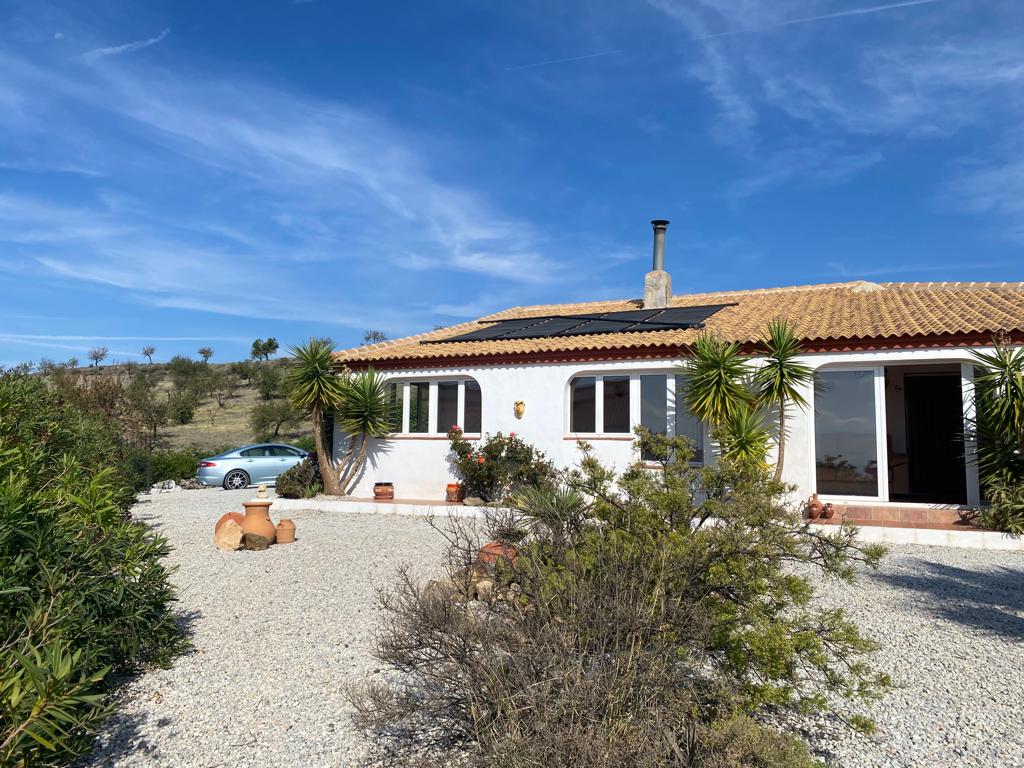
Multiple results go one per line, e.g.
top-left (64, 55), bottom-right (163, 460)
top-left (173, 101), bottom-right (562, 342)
top-left (570, 377), bottom-right (596, 433)
top-left (437, 382), bottom-right (459, 434)
top-left (409, 382), bottom-right (430, 433)
top-left (464, 380), bottom-right (482, 433)
top-left (603, 376), bottom-right (631, 433)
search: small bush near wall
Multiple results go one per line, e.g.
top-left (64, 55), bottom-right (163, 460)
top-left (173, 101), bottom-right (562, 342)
top-left (351, 431), bottom-right (890, 767)
top-left (980, 479), bottom-right (1024, 535)
top-left (277, 453), bottom-right (323, 499)
top-left (0, 370), bottom-right (186, 766)
top-left (447, 428), bottom-right (554, 501)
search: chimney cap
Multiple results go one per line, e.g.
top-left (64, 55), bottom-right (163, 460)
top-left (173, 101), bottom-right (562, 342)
top-left (651, 219), bottom-right (670, 228)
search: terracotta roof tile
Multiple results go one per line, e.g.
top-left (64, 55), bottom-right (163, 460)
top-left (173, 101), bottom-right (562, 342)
top-left (336, 281), bottom-right (1024, 366)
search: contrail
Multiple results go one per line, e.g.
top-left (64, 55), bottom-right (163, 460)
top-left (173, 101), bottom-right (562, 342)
top-left (697, 0), bottom-right (943, 40)
top-left (84, 28), bottom-right (170, 61)
top-left (505, 49), bottom-right (623, 72)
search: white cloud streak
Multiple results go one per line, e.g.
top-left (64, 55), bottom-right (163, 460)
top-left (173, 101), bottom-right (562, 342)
top-left (83, 28), bottom-right (170, 62)
top-left (696, 0), bottom-right (943, 40)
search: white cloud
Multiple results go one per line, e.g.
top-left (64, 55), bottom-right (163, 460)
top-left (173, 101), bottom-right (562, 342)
top-left (83, 28), bottom-right (170, 62)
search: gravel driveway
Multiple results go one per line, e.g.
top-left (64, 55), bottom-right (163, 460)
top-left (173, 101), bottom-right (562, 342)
top-left (84, 490), bottom-right (1024, 767)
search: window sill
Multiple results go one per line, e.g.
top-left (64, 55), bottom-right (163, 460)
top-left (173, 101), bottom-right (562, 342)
top-left (563, 434), bottom-right (634, 441)
top-left (389, 434), bottom-right (480, 441)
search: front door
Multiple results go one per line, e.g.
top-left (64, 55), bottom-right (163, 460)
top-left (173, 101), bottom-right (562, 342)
top-left (904, 374), bottom-right (967, 503)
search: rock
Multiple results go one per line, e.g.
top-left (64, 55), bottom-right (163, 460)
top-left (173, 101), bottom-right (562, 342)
top-left (257, 484), bottom-right (269, 499)
top-left (244, 532), bottom-right (272, 551)
top-left (178, 478), bottom-right (204, 490)
top-left (462, 496), bottom-right (485, 507)
top-left (151, 480), bottom-right (178, 493)
top-left (215, 520), bottom-right (244, 551)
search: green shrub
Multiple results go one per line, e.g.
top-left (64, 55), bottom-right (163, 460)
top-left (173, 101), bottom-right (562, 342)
top-left (351, 431), bottom-right (889, 767)
top-left (0, 370), bottom-right (186, 766)
top-left (276, 454), bottom-right (323, 499)
top-left (979, 479), bottom-right (1024, 535)
top-left (122, 447), bottom-right (218, 489)
top-left (447, 428), bottom-right (553, 501)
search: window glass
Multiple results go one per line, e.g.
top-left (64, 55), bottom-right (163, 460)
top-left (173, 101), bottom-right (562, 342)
top-left (464, 380), bottom-right (482, 433)
top-left (603, 376), bottom-right (630, 433)
top-left (640, 375), bottom-right (667, 435)
top-left (240, 448), bottom-right (258, 457)
top-left (269, 446), bottom-right (297, 456)
top-left (674, 377), bottom-right (704, 463)
top-left (385, 382), bottom-right (403, 432)
top-left (815, 370), bottom-right (878, 496)
top-left (437, 381), bottom-right (459, 434)
top-left (570, 376), bottom-right (596, 433)
top-left (409, 382), bottom-right (430, 433)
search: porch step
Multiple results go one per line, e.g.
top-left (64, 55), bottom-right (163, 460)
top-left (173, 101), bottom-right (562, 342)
top-left (825, 503), bottom-right (965, 526)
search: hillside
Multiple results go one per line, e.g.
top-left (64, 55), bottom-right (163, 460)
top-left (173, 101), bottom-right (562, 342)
top-left (45, 359), bottom-right (313, 452)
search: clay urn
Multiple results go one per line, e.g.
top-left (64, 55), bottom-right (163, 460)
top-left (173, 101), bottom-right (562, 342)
top-left (478, 541), bottom-right (518, 567)
top-left (276, 518), bottom-right (296, 544)
top-left (821, 502), bottom-right (835, 520)
top-left (215, 511), bottom-right (244, 534)
top-left (806, 493), bottom-right (824, 520)
top-left (241, 500), bottom-right (276, 545)
top-left (446, 483), bottom-right (463, 503)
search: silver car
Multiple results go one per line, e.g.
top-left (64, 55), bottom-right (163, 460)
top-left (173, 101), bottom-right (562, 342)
top-left (196, 444), bottom-right (308, 490)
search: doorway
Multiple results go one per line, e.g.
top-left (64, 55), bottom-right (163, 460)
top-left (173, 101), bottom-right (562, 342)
top-left (901, 373), bottom-right (967, 503)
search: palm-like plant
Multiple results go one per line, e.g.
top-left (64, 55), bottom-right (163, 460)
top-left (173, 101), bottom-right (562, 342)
top-left (718, 407), bottom-right (771, 466)
top-left (754, 319), bottom-right (813, 482)
top-left (334, 369), bottom-right (394, 494)
top-left (287, 338), bottom-right (348, 495)
top-left (681, 333), bottom-right (753, 429)
top-left (970, 340), bottom-right (1024, 484)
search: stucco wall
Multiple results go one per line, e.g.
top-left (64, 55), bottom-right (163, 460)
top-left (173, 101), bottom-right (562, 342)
top-left (334, 346), bottom-right (992, 503)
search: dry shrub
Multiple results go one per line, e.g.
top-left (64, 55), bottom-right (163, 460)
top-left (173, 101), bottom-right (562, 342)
top-left (350, 430), bottom-right (888, 767)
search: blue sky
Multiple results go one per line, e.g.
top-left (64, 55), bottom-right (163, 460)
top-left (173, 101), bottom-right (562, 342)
top-left (1, 0), bottom-right (1022, 365)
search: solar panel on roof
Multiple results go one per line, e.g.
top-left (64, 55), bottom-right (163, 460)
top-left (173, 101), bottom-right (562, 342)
top-left (425, 303), bottom-right (735, 344)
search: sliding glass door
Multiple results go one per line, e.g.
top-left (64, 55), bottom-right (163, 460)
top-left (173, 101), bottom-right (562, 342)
top-left (813, 367), bottom-right (887, 500)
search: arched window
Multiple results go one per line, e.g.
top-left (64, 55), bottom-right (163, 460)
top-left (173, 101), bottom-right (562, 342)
top-left (387, 378), bottom-right (482, 435)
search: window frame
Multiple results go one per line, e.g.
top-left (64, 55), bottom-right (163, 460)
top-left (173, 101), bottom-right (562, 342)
top-left (386, 378), bottom-right (483, 439)
top-left (809, 365), bottom-right (888, 503)
top-left (565, 370), bottom-right (707, 464)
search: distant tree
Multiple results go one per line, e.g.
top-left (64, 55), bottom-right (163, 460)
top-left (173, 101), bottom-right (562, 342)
top-left (198, 346), bottom-right (214, 363)
top-left (251, 338), bottom-right (280, 361)
top-left (255, 364), bottom-right (285, 401)
top-left (67, 356), bottom-right (78, 369)
top-left (250, 399), bottom-right (303, 440)
top-left (142, 345), bottom-right (155, 364)
top-left (87, 346), bottom-right (108, 367)
top-left (212, 369), bottom-right (240, 407)
top-left (230, 360), bottom-right (256, 386)
top-left (362, 329), bottom-right (387, 346)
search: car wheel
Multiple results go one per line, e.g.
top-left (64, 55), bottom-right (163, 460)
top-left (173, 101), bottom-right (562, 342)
top-left (223, 470), bottom-right (250, 490)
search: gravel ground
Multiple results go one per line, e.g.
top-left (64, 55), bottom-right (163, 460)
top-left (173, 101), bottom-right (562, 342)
top-left (84, 489), bottom-right (1024, 767)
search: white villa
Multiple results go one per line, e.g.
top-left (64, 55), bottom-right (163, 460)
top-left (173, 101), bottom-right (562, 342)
top-left (333, 221), bottom-right (1024, 526)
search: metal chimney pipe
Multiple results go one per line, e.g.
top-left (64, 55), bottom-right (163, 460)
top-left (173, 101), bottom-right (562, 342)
top-left (651, 219), bottom-right (669, 271)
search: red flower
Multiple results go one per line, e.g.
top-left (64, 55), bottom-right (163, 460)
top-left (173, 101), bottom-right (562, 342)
top-left (478, 456), bottom-right (486, 464)
top-left (509, 432), bottom-right (516, 438)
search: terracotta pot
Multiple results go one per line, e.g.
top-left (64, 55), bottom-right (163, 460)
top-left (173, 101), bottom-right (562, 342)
top-left (276, 518), bottom-right (296, 544)
top-left (446, 483), bottom-right (463, 503)
top-left (374, 482), bottom-right (394, 500)
top-left (821, 503), bottom-right (835, 520)
top-left (215, 511), bottom-right (244, 534)
top-left (806, 493), bottom-right (824, 520)
top-left (479, 541), bottom-right (518, 567)
top-left (241, 500), bottom-right (276, 544)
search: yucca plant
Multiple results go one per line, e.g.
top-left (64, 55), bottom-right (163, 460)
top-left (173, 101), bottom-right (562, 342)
top-left (287, 338), bottom-right (348, 495)
top-left (754, 319), bottom-right (813, 481)
top-left (681, 333), bottom-right (753, 429)
top-left (287, 339), bottom-right (394, 496)
top-left (718, 407), bottom-right (772, 466)
top-left (969, 340), bottom-right (1024, 485)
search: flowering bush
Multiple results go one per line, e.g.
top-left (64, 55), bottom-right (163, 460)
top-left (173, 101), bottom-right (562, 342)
top-left (447, 427), bottom-right (553, 501)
